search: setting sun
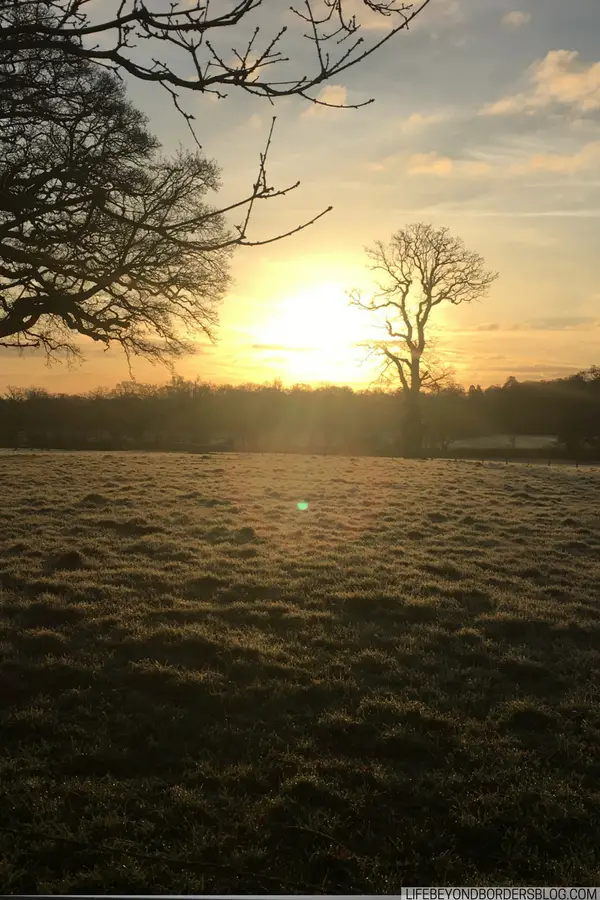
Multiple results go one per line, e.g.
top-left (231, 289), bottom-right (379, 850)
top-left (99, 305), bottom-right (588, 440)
top-left (249, 279), bottom-right (381, 385)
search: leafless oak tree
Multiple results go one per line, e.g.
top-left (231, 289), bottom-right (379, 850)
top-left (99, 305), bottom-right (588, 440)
top-left (349, 223), bottom-right (498, 457)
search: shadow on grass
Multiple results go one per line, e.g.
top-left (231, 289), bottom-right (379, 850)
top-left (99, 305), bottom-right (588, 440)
top-left (3, 457), bottom-right (600, 890)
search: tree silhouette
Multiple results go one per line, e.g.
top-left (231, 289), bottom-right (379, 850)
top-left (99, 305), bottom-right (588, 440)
top-left (350, 223), bottom-right (498, 457)
top-left (2, 368), bottom-right (600, 458)
top-left (0, 35), bottom-right (333, 362)
top-left (0, 0), bottom-right (433, 248)
top-left (0, 46), bottom-right (235, 361)
top-left (0, 0), bottom-right (434, 363)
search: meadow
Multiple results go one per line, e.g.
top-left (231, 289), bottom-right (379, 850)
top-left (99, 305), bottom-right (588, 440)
top-left (1, 450), bottom-right (600, 892)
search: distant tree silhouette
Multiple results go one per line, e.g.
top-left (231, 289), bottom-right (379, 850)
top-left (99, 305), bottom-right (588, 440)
top-left (423, 382), bottom-right (472, 452)
top-left (557, 370), bottom-right (600, 457)
top-left (349, 223), bottom-right (498, 458)
top-left (2, 368), bottom-right (599, 459)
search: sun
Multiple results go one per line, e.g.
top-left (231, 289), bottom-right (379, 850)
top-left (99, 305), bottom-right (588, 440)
top-left (253, 280), bottom-right (380, 385)
top-left (260, 281), bottom-right (356, 349)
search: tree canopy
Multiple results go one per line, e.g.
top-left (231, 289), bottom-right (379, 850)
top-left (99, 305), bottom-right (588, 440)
top-left (0, 41), bottom-right (240, 362)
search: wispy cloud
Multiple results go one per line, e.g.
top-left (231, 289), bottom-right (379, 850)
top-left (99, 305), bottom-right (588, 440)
top-left (502, 10), bottom-right (531, 28)
top-left (511, 316), bottom-right (599, 331)
top-left (510, 141), bottom-right (600, 174)
top-left (470, 317), bottom-right (598, 333)
top-left (482, 50), bottom-right (600, 116)
top-left (514, 363), bottom-right (584, 374)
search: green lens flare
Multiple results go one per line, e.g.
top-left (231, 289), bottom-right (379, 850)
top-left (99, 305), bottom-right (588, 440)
top-left (297, 501), bottom-right (309, 511)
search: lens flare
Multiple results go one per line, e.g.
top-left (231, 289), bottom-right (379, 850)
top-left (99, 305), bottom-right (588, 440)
top-left (297, 501), bottom-right (309, 510)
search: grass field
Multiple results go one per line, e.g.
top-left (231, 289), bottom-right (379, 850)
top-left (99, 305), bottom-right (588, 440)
top-left (2, 450), bottom-right (600, 892)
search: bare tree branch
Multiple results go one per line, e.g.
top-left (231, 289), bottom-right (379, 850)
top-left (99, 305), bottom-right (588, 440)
top-left (0, 0), bottom-right (434, 126)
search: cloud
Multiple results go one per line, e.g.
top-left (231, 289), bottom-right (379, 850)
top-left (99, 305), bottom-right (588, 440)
top-left (482, 50), bottom-right (600, 116)
top-left (502, 10), bottom-right (531, 27)
top-left (406, 151), bottom-right (492, 177)
top-left (482, 96), bottom-right (526, 116)
top-left (302, 85), bottom-right (348, 118)
top-left (247, 114), bottom-right (263, 131)
top-left (482, 317), bottom-right (598, 332)
top-left (461, 160), bottom-right (493, 176)
top-left (395, 206), bottom-right (600, 218)
top-left (510, 141), bottom-right (600, 174)
top-left (533, 51), bottom-right (600, 111)
top-left (407, 152), bottom-right (454, 175)
top-left (460, 317), bottom-right (598, 334)
top-left (402, 112), bottom-right (445, 133)
top-left (514, 364), bottom-right (584, 374)
top-left (415, 0), bottom-right (463, 36)
top-left (513, 316), bottom-right (599, 331)
top-left (365, 160), bottom-right (388, 173)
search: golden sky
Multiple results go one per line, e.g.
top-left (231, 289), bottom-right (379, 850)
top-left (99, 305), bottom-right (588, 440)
top-left (2, 0), bottom-right (599, 394)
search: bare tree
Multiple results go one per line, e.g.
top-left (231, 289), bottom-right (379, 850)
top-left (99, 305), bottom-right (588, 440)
top-left (349, 223), bottom-right (498, 457)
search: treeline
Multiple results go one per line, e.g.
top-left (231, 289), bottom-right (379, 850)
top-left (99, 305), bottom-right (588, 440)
top-left (1, 368), bottom-right (600, 458)
top-left (426, 370), bottom-right (600, 457)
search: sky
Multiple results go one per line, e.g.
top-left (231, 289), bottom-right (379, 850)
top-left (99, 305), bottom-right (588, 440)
top-left (2, 0), bottom-right (599, 393)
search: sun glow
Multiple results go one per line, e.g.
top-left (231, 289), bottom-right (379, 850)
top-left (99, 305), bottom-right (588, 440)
top-left (252, 280), bottom-right (381, 385)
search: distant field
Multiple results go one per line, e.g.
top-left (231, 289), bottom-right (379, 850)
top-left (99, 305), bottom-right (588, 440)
top-left (2, 451), bottom-right (600, 892)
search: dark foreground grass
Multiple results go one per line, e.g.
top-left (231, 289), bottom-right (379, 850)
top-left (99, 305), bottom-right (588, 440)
top-left (1, 451), bottom-right (600, 892)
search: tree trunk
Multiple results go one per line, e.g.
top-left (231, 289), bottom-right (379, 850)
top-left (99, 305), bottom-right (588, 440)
top-left (401, 393), bottom-right (424, 458)
top-left (400, 360), bottom-right (424, 458)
